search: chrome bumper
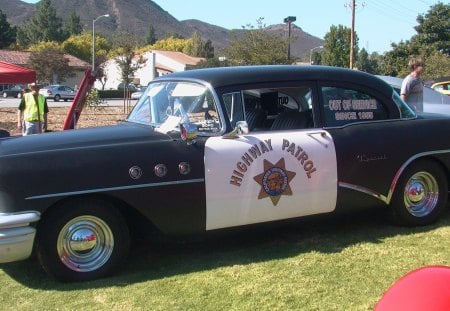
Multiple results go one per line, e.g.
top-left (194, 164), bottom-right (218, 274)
top-left (0, 212), bottom-right (40, 263)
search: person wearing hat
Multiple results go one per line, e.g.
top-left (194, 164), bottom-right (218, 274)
top-left (17, 82), bottom-right (49, 135)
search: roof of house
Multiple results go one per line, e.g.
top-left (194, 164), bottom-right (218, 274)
top-left (152, 50), bottom-right (205, 66)
top-left (0, 50), bottom-right (90, 68)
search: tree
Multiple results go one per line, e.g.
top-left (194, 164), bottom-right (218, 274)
top-left (194, 57), bottom-right (228, 69)
top-left (414, 2), bottom-right (450, 56)
top-left (148, 36), bottom-right (189, 52)
top-left (355, 48), bottom-right (379, 74)
top-left (184, 32), bottom-right (203, 57)
top-left (165, 32), bottom-right (184, 39)
top-left (64, 10), bottom-right (83, 38)
top-left (183, 32), bottom-right (215, 58)
top-left (225, 18), bottom-right (289, 65)
top-left (422, 51), bottom-right (450, 81)
top-left (27, 42), bottom-right (73, 84)
top-left (321, 25), bottom-right (358, 68)
top-left (62, 32), bottom-right (111, 64)
top-left (0, 10), bottom-right (16, 48)
top-left (379, 3), bottom-right (449, 78)
top-left (146, 24), bottom-right (157, 45)
top-left (110, 32), bottom-right (141, 91)
top-left (16, 0), bottom-right (64, 47)
top-left (379, 40), bottom-right (421, 77)
top-left (203, 39), bottom-right (215, 58)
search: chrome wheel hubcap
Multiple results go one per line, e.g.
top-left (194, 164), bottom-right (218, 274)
top-left (404, 172), bottom-right (439, 217)
top-left (57, 216), bottom-right (114, 272)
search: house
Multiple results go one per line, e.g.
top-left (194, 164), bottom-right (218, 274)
top-left (95, 50), bottom-right (205, 90)
top-left (0, 50), bottom-right (90, 89)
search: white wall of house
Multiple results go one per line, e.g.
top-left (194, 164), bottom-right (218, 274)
top-left (94, 51), bottom-right (199, 90)
top-left (135, 52), bottom-right (156, 87)
top-left (95, 60), bottom-right (123, 90)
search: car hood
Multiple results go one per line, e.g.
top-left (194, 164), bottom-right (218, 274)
top-left (0, 122), bottom-right (174, 157)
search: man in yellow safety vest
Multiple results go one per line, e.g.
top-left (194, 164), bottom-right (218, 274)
top-left (17, 83), bottom-right (49, 135)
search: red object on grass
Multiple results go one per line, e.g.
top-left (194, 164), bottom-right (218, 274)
top-left (375, 266), bottom-right (450, 311)
top-left (63, 68), bottom-right (98, 130)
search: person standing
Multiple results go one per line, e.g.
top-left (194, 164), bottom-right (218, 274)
top-left (17, 83), bottom-right (49, 135)
top-left (400, 57), bottom-right (425, 113)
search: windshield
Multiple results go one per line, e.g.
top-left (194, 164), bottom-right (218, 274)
top-left (127, 81), bottom-right (222, 134)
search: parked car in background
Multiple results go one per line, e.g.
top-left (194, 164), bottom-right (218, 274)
top-left (117, 82), bottom-right (139, 92)
top-left (2, 66), bottom-right (450, 282)
top-left (130, 86), bottom-right (146, 99)
top-left (2, 85), bottom-right (24, 98)
top-left (39, 85), bottom-right (75, 102)
top-left (431, 80), bottom-right (450, 96)
top-left (377, 75), bottom-right (450, 115)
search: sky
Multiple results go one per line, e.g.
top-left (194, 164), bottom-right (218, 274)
top-left (22, 0), bottom-right (443, 53)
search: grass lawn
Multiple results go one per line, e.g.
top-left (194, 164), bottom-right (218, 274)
top-left (1, 207), bottom-right (449, 310)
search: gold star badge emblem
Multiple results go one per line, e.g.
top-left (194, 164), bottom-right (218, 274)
top-left (253, 158), bottom-right (296, 206)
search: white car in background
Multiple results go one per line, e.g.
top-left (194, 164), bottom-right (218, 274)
top-left (39, 85), bottom-right (76, 102)
top-left (377, 75), bottom-right (450, 116)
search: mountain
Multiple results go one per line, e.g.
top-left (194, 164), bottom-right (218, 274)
top-left (2, 0), bottom-right (323, 58)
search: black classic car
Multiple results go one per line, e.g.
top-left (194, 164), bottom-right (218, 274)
top-left (1, 66), bottom-right (449, 281)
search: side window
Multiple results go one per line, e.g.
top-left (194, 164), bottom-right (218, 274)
top-left (321, 86), bottom-right (388, 127)
top-left (433, 85), bottom-right (443, 92)
top-left (244, 87), bottom-right (315, 131)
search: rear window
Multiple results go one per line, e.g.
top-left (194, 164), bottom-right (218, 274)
top-left (321, 86), bottom-right (389, 127)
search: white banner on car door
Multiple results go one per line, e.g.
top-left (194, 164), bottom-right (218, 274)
top-left (204, 130), bottom-right (338, 230)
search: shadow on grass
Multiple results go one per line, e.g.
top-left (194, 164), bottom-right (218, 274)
top-left (2, 207), bottom-right (450, 289)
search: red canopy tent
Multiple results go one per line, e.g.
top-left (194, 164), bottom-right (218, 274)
top-left (0, 61), bottom-right (36, 84)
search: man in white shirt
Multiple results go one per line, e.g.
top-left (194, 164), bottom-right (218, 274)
top-left (401, 57), bottom-right (424, 113)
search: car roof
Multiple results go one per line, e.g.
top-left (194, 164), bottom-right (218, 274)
top-left (156, 65), bottom-right (393, 96)
top-left (432, 81), bottom-right (450, 87)
top-left (376, 75), bottom-right (403, 87)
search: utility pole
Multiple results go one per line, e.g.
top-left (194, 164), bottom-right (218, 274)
top-left (346, 0), bottom-right (365, 69)
top-left (350, 0), bottom-right (355, 69)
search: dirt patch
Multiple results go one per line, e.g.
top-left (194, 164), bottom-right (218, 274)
top-left (1, 106), bottom-right (130, 136)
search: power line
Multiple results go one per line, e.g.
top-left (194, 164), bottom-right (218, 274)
top-left (367, 1), bottom-right (418, 26)
top-left (371, 0), bottom-right (417, 20)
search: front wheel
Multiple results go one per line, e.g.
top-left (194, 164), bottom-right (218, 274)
top-left (2, 92), bottom-right (7, 98)
top-left (389, 159), bottom-right (447, 226)
top-left (35, 199), bottom-right (130, 282)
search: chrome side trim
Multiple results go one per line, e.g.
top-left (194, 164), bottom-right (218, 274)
top-left (339, 149), bottom-right (450, 205)
top-left (26, 178), bottom-right (205, 200)
top-left (339, 182), bottom-right (388, 204)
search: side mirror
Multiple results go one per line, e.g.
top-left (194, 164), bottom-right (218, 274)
top-left (223, 121), bottom-right (249, 139)
top-left (236, 121), bottom-right (249, 134)
top-left (180, 122), bottom-right (198, 145)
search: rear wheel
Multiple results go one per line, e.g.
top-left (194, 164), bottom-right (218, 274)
top-left (17, 93), bottom-right (22, 99)
top-left (2, 92), bottom-right (7, 98)
top-left (389, 160), bottom-right (447, 226)
top-left (54, 94), bottom-right (61, 101)
top-left (36, 199), bottom-right (130, 282)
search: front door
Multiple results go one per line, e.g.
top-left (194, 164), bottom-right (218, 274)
top-left (204, 130), bottom-right (337, 230)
